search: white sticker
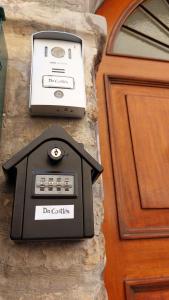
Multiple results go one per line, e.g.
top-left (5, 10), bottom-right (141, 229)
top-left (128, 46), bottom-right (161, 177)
top-left (35, 205), bottom-right (74, 220)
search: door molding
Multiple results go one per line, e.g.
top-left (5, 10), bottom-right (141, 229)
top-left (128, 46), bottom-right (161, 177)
top-left (105, 75), bottom-right (169, 239)
top-left (125, 277), bottom-right (169, 299)
top-left (105, 75), bottom-right (169, 88)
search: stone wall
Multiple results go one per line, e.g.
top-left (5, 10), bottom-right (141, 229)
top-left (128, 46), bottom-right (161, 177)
top-left (12, 0), bottom-right (105, 13)
top-left (0, 1), bottom-right (107, 299)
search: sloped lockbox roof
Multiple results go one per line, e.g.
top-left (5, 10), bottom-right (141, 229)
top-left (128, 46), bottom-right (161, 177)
top-left (3, 125), bottom-right (103, 182)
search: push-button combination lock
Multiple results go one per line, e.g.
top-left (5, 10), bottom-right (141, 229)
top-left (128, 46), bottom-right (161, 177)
top-left (34, 174), bottom-right (74, 195)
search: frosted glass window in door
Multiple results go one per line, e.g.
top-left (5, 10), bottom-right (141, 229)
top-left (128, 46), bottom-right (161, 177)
top-left (112, 0), bottom-right (169, 61)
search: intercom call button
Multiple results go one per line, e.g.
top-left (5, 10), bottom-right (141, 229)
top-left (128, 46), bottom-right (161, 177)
top-left (54, 90), bottom-right (64, 98)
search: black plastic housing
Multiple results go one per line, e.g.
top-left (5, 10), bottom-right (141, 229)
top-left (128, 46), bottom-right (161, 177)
top-left (2, 126), bottom-right (103, 241)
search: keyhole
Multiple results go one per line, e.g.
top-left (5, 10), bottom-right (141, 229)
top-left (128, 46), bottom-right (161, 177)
top-left (48, 146), bottom-right (64, 161)
top-left (51, 147), bottom-right (62, 158)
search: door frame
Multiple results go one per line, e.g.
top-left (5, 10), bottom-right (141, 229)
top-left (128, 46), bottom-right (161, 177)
top-left (106, 0), bottom-right (143, 55)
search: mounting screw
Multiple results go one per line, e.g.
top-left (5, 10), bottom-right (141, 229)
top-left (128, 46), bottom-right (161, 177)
top-left (48, 147), bottom-right (64, 161)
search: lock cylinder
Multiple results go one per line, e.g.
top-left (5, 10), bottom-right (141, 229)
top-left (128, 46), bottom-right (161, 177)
top-left (48, 146), bottom-right (64, 161)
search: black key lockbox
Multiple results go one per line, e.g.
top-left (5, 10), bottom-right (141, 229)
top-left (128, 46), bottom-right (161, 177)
top-left (3, 126), bottom-right (103, 241)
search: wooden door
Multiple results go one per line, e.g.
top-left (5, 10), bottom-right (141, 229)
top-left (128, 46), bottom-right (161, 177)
top-left (96, 0), bottom-right (169, 299)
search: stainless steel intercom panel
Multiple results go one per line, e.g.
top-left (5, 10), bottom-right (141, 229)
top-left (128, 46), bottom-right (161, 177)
top-left (29, 31), bottom-right (86, 118)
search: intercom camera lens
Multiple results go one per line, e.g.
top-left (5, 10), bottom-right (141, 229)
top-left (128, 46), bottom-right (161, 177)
top-left (51, 47), bottom-right (65, 58)
top-left (48, 147), bottom-right (64, 161)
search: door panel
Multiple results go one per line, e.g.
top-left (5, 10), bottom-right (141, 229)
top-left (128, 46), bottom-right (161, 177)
top-left (106, 78), bottom-right (169, 239)
top-left (126, 94), bottom-right (169, 208)
top-left (125, 278), bottom-right (169, 300)
top-left (127, 95), bottom-right (169, 209)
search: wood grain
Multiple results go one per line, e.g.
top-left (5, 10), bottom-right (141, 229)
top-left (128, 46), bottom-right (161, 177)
top-left (106, 78), bottom-right (169, 238)
top-left (127, 95), bottom-right (169, 208)
top-left (96, 0), bottom-right (169, 299)
top-left (126, 278), bottom-right (169, 300)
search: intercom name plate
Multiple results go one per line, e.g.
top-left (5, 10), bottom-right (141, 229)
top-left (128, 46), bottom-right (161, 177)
top-left (42, 75), bottom-right (74, 89)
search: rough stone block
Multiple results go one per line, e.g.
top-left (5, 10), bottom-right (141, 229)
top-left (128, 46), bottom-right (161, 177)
top-left (0, 2), bottom-right (107, 299)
